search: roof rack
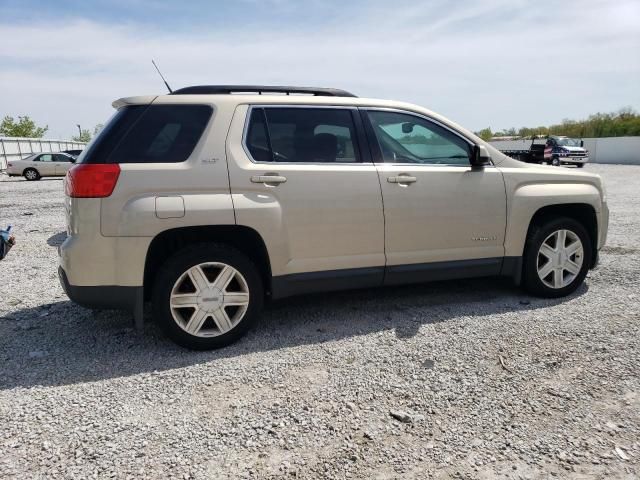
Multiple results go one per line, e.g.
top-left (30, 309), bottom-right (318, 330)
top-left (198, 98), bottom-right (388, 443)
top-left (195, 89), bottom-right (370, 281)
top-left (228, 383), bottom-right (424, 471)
top-left (170, 85), bottom-right (357, 97)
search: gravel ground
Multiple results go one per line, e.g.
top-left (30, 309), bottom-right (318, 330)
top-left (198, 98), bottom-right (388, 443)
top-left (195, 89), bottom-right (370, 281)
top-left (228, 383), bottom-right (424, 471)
top-left (0, 164), bottom-right (638, 479)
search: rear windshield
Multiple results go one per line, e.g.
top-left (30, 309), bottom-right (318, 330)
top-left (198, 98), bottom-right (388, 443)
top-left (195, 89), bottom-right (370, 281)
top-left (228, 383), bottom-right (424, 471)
top-left (78, 104), bottom-right (212, 164)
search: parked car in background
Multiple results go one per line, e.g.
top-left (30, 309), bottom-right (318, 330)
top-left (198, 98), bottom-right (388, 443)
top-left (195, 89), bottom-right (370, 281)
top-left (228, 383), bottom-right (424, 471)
top-left (58, 85), bottom-right (608, 350)
top-left (6, 152), bottom-right (76, 180)
top-left (63, 149), bottom-right (83, 158)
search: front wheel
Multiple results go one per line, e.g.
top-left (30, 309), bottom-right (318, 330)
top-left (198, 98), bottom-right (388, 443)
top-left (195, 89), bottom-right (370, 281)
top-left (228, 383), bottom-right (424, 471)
top-left (152, 243), bottom-right (264, 350)
top-left (522, 217), bottom-right (592, 298)
top-left (576, 163), bottom-right (585, 168)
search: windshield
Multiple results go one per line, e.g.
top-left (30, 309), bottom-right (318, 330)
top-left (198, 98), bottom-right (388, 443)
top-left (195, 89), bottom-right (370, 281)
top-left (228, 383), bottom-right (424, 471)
top-left (555, 137), bottom-right (582, 147)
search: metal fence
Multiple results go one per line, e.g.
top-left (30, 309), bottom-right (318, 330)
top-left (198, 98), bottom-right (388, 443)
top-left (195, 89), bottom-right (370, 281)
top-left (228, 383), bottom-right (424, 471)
top-left (0, 137), bottom-right (87, 171)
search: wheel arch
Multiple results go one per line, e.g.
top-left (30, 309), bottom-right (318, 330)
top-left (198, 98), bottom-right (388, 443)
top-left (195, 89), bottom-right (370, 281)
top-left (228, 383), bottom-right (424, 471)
top-left (525, 203), bottom-right (598, 268)
top-left (143, 225), bottom-right (272, 300)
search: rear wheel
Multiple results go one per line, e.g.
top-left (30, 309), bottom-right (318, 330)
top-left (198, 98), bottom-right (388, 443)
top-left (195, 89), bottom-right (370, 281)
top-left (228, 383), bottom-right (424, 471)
top-left (522, 217), bottom-right (591, 298)
top-left (152, 243), bottom-right (263, 350)
top-left (551, 157), bottom-right (560, 167)
top-left (24, 168), bottom-right (40, 181)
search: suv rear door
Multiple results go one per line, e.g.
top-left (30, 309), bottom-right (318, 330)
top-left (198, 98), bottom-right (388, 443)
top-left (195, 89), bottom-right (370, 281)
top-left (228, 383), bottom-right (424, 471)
top-left (363, 109), bottom-right (507, 284)
top-left (227, 105), bottom-right (385, 294)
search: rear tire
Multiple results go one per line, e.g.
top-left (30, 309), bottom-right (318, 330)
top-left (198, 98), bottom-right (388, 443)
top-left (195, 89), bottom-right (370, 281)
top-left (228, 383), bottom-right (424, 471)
top-left (522, 217), bottom-right (592, 298)
top-left (24, 168), bottom-right (40, 181)
top-left (152, 243), bottom-right (263, 350)
top-left (551, 157), bottom-right (560, 167)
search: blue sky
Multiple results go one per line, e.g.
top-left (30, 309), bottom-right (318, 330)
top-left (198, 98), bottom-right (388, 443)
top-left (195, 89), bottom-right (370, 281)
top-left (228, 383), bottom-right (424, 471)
top-left (0, 0), bottom-right (344, 30)
top-left (1, 0), bottom-right (639, 139)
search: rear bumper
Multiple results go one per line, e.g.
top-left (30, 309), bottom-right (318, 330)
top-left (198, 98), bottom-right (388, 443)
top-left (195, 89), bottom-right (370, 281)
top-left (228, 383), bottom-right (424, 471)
top-left (58, 266), bottom-right (142, 311)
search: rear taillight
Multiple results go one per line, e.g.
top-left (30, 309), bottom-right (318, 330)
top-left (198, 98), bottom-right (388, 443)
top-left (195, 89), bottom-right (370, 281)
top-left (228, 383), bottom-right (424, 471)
top-left (65, 164), bottom-right (120, 198)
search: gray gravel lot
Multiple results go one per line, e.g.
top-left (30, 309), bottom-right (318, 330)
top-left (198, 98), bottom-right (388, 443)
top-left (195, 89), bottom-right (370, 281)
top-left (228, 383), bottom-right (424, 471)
top-left (0, 164), bottom-right (638, 479)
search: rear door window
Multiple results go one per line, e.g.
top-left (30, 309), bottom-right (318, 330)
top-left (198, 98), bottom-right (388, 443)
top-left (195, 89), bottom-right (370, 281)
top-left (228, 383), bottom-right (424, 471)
top-left (245, 107), bottom-right (361, 163)
top-left (80, 104), bottom-right (213, 164)
top-left (245, 109), bottom-right (273, 163)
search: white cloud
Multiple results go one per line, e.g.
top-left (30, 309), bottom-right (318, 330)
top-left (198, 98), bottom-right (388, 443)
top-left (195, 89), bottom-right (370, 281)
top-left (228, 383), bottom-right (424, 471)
top-left (0, 0), bottom-right (638, 138)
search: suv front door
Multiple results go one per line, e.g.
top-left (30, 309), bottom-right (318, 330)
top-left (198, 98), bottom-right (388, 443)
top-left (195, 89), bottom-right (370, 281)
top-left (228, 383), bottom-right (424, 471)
top-left (363, 109), bottom-right (507, 284)
top-left (227, 105), bottom-right (385, 295)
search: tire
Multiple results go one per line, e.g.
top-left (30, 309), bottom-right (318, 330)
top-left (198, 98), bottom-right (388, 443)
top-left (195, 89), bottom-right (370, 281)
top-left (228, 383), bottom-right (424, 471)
top-left (24, 168), bottom-right (40, 181)
top-left (522, 217), bottom-right (592, 298)
top-left (551, 157), bottom-right (560, 167)
top-left (576, 163), bottom-right (584, 168)
top-left (152, 243), bottom-right (264, 350)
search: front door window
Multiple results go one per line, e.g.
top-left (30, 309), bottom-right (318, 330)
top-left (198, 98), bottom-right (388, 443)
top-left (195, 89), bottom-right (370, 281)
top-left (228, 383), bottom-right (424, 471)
top-left (367, 111), bottom-right (471, 165)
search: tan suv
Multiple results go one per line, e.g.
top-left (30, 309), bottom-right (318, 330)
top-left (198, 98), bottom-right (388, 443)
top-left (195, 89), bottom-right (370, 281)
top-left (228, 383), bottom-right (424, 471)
top-left (58, 85), bottom-right (609, 349)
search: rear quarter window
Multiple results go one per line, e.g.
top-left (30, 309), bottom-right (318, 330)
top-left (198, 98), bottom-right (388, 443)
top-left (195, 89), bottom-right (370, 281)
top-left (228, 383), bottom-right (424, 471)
top-left (80, 104), bottom-right (213, 164)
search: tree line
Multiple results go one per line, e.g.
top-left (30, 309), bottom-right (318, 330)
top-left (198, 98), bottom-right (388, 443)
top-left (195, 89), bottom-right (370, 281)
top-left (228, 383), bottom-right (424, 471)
top-left (475, 107), bottom-right (640, 141)
top-left (0, 115), bottom-right (102, 142)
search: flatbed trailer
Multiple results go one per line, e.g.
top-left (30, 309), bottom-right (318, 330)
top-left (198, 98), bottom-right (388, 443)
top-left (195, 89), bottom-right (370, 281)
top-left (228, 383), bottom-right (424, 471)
top-left (500, 140), bottom-right (547, 164)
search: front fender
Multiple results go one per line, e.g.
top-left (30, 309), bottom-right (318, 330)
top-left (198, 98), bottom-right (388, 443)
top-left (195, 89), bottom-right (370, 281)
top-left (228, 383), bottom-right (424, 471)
top-left (504, 181), bottom-right (602, 257)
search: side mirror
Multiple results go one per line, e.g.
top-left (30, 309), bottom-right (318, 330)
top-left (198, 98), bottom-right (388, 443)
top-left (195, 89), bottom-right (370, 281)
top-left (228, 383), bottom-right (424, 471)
top-left (580, 140), bottom-right (584, 147)
top-left (471, 144), bottom-right (491, 167)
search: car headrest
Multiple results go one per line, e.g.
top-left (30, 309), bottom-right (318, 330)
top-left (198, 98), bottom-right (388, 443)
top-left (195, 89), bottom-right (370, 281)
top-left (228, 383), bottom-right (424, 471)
top-left (313, 133), bottom-right (338, 162)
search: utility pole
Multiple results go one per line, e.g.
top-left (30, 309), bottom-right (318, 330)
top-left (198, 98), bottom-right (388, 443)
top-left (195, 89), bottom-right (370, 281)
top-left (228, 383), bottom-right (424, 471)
top-left (77, 124), bottom-right (82, 137)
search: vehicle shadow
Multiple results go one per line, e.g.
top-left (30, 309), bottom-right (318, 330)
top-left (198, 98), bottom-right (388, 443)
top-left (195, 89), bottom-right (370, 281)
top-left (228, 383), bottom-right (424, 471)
top-left (0, 277), bottom-right (588, 390)
top-left (46, 231), bottom-right (67, 246)
top-left (0, 177), bottom-right (63, 182)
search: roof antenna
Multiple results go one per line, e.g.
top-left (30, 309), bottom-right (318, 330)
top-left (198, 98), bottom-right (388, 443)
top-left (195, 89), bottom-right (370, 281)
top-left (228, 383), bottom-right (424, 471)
top-left (151, 59), bottom-right (173, 93)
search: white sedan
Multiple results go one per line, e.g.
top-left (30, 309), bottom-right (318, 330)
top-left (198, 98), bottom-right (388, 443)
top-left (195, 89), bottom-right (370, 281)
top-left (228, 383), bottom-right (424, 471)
top-left (6, 152), bottom-right (76, 180)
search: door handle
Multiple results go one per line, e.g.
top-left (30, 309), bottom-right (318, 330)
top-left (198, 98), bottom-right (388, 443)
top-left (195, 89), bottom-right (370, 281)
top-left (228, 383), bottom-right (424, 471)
top-left (250, 175), bottom-right (287, 184)
top-left (387, 175), bottom-right (417, 184)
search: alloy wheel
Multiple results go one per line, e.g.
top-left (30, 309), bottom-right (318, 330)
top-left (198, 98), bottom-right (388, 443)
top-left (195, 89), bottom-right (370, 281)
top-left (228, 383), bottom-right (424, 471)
top-left (169, 262), bottom-right (250, 337)
top-left (536, 229), bottom-right (584, 289)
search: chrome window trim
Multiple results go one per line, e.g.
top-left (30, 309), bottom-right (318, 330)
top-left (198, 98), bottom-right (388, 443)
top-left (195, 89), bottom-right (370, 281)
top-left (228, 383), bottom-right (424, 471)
top-left (241, 104), bottom-right (370, 166)
top-left (363, 107), bottom-right (495, 168)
